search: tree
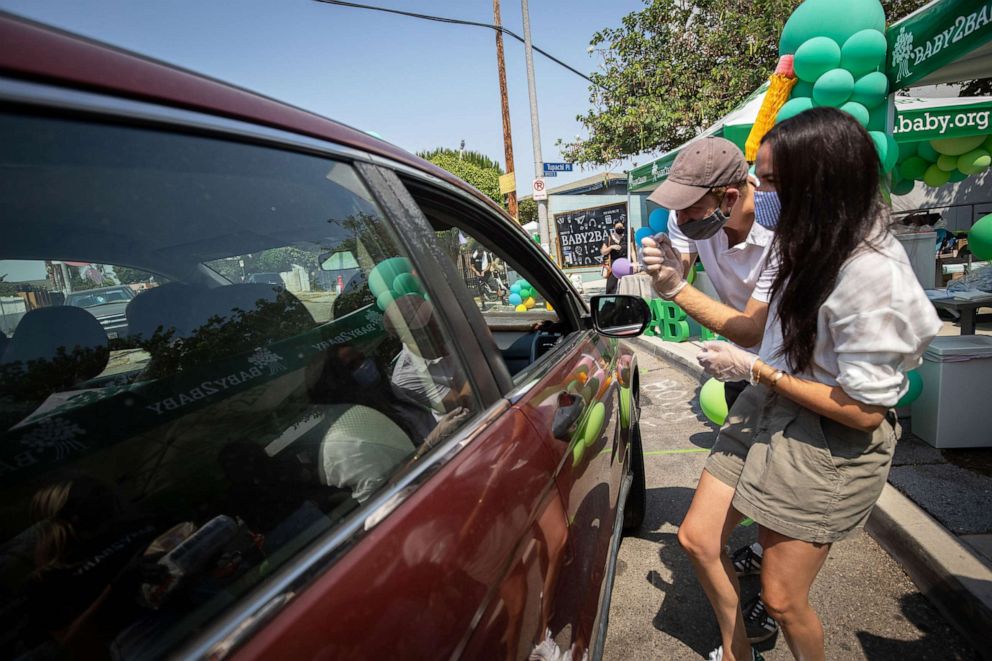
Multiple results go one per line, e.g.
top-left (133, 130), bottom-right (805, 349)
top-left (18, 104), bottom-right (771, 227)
top-left (418, 148), bottom-right (505, 205)
top-left (517, 197), bottom-right (538, 225)
top-left (560, 0), bottom-right (931, 166)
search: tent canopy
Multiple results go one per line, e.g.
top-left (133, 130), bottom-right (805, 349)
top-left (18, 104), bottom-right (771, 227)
top-left (629, 95), bottom-right (991, 191)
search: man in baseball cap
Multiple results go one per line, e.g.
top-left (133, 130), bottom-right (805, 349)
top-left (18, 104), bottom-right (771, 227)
top-left (642, 137), bottom-right (777, 404)
top-left (642, 136), bottom-right (783, 647)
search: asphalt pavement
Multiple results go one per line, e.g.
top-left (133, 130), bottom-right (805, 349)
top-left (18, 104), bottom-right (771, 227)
top-left (602, 348), bottom-right (978, 660)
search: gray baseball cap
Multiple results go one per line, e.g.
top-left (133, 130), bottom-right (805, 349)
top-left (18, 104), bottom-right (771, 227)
top-left (647, 137), bottom-right (749, 210)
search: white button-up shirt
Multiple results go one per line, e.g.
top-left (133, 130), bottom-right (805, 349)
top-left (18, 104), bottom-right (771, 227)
top-left (668, 214), bottom-right (777, 312)
top-left (758, 231), bottom-right (942, 407)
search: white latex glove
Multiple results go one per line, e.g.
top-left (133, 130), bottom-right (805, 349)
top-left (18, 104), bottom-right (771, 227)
top-left (697, 341), bottom-right (758, 383)
top-left (640, 234), bottom-right (687, 299)
top-left (420, 406), bottom-right (472, 452)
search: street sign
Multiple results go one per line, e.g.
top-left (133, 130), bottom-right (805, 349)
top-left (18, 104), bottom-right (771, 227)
top-left (498, 172), bottom-right (516, 195)
top-left (532, 178), bottom-right (548, 201)
top-left (543, 162), bottom-right (572, 173)
top-left (542, 171), bottom-right (557, 177)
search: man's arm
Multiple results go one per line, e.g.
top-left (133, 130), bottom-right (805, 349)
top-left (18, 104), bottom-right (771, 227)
top-left (671, 288), bottom-right (768, 348)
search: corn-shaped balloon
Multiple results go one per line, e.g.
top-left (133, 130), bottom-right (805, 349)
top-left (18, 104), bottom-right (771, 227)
top-left (745, 56), bottom-right (797, 162)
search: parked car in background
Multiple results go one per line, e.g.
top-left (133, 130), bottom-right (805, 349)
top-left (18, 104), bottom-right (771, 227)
top-left (0, 12), bottom-right (649, 661)
top-left (64, 284), bottom-right (135, 338)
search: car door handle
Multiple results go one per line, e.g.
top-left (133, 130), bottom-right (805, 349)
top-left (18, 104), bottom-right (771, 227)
top-left (552, 391), bottom-right (585, 440)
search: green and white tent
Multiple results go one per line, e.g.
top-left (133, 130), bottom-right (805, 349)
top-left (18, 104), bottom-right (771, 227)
top-left (627, 83), bottom-right (768, 194)
top-left (629, 0), bottom-right (992, 194)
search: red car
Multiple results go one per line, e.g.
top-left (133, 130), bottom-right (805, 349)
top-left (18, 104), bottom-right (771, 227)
top-left (0, 13), bottom-right (650, 660)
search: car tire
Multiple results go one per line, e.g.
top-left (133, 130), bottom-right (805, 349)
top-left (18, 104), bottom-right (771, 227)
top-left (622, 395), bottom-right (646, 534)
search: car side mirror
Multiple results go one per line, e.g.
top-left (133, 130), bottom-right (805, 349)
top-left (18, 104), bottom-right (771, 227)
top-left (590, 295), bottom-right (651, 337)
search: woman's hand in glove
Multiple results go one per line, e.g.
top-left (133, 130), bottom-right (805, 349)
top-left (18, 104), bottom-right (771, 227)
top-left (640, 234), bottom-right (687, 299)
top-left (697, 341), bottom-right (758, 383)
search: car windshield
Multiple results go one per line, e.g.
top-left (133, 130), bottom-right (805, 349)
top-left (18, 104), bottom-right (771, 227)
top-left (0, 110), bottom-right (473, 659)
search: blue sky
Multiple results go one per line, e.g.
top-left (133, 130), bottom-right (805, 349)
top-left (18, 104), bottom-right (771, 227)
top-left (1, 0), bottom-right (649, 193)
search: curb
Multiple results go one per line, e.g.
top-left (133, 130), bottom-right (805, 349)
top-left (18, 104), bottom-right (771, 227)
top-left (628, 336), bottom-right (705, 381)
top-left (631, 335), bottom-right (992, 655)
top-left (866, 487), bottom-right (992, 657)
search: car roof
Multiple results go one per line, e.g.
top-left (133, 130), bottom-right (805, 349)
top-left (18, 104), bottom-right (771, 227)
top-left (0, 12), bottom-right (509, 218)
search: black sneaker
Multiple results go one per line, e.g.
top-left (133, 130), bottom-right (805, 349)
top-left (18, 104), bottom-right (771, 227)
top-left (743, 594), bottom-right (778, 644)
top-left (730, 542), bottom-right (763, 576)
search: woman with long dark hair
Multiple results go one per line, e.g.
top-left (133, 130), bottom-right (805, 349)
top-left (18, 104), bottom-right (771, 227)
top-left (646, 108), bottom-right (941, 661)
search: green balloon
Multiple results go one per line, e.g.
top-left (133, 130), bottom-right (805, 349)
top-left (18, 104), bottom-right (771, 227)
top-left (923, 163), bottom-right (951, 187)
top-left (931, 135), bottom-right (986, 156)
top-left (368, 257), bottom-right (411, 298)
top-left (812, 68), bottom-right (855, 107)
top-left (968, 213), bottom-right (992, 261)
top-left (883, 133), bottom-right (899, 173)
top-left (791, 80), bottom-right (815, 99)
top-left (392, 272), bottom-right (423, 296)
top-left (776, 96), bottom-right (814, 123)
top-left (937, 154), bottom-right (959, 172)
top-left (917, 141), bottom-right (939, 162)
top-left (376, 289), bottom-right (397, 312)
top-left (850, 72), bottom-right (889, 109)
top-left (867, 102), bottom-right (888, 131)
top-left (794, 36), bottom-right (842, 82)
top-left (891, 178), bottom-right (915, 196)
top-left (779, 0), bottom-right (885, 56)
top-left (583, 402), bottom-right (606, 448)
top-left (899, 156), bottom-right (929, 180)
top-left (898, 140), bottom-right (919, 160)
top-left (896, 369), bottom-right (923, 408)
top-left (699, 378), bottom-right (728, 426)
top-left (619, 387), bottom-right (631, 428)
top-left (840, 101), bottom-right (870, 127)
top-left (869, 130), bottom-right (888, 166)
top-left (948, 169), bottom-right (970, 183)
top-left (958, 148), bottom-right (992, 175)
top-left (841, 29), bottom-right (888, 77)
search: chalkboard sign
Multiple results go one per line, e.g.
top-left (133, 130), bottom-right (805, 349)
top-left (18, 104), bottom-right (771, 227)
top-left (554, 202), bottom-right (627, 269)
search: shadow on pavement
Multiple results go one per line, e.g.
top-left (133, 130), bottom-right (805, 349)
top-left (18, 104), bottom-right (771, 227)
top-left (633, 486), bottom-right (768, 657)
top-left (856, 592), bottom-right (981, 659)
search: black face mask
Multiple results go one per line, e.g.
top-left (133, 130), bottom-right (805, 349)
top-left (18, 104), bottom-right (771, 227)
top-left (615, 226), bottom-right (625, 236)
top-left (679, 208), bottom-right (728, 240)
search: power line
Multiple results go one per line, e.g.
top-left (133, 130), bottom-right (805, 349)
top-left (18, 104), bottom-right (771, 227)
top-left (312, 0), bottom-right (605, 90)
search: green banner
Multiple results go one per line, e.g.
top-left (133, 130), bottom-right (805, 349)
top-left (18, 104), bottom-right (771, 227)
top-left (887, 0), bottom-right (992, 88)
top-left (628, 151), bottom-right (678, 193)
top-left (893, 98), bottom-right (992, 141)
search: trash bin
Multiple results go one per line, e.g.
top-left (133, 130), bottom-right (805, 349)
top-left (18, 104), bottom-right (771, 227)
top-left (911, 335), bottom-right (992, 448)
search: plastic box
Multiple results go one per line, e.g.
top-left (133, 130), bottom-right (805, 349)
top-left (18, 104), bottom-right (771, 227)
top-left (895, 231), bottom-right (936, 290)
top-left (911, 335), bottom-right (992, 448)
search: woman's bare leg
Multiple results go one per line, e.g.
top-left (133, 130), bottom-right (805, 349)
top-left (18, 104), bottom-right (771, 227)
top-left (678, 469), bottom-right (750, 660)
top-left (759, 528), bottom-right (831, 661)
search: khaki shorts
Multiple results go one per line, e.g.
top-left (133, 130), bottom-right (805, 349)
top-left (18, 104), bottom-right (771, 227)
top-left (705, 384), bottom-right (896, 544)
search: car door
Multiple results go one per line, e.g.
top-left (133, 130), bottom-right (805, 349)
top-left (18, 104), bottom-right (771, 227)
top-left (396, 176), bottom-right (634, 660)
top-left (225, 163), bottom-right (569, 660)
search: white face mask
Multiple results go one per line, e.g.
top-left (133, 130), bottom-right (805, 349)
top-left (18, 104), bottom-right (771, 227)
top-left (753, 190), bottom-right (781, 229)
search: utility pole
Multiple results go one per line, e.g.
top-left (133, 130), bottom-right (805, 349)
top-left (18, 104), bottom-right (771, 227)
top-left (521, 0), bottom-right (549, 251)
top-left (493, 0), bottom-right (517, 220)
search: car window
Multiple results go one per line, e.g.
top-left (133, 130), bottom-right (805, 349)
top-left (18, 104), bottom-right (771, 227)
top-left (0, 111), bottom-right (475, 659)
top-left (403, 187), bottom-right (575, 383)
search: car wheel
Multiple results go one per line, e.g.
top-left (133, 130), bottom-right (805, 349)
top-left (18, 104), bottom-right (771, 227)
top-left (623, 392), bottom-right (646, 533)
